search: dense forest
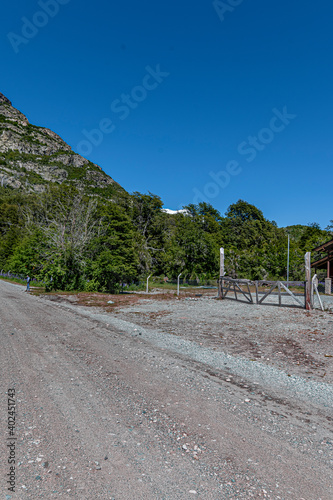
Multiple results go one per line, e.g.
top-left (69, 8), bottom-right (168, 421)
top-left (0, 184), bottom-right (331, 292)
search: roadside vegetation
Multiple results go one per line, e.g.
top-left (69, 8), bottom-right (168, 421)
top-left (0, 184), bottom-right (331, 293)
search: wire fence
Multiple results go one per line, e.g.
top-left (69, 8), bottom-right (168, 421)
top-left (162, 279), bottom-right (217, 287)
top-left (1, 270), bottom-right (332, 294)
top-left (0, 270), bottom-right (39, 282)
top-left (317, 281), bottom-right (333, 294)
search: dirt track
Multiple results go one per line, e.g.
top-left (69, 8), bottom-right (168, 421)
top-left (0, 280), bottom-right (332, 499)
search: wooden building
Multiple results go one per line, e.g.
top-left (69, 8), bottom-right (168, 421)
top-left (311, 238), bottom-right (333, 278)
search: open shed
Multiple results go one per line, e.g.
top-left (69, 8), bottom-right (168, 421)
top-left (311, 238), bottom-right (333, 278)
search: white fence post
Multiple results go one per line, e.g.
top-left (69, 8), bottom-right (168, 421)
top-left (312, 274), bottom-right (324, 311)
top-left (146, 275), bottom-right (151, 294)
top-left (177, 273), bottom-right (182, 296)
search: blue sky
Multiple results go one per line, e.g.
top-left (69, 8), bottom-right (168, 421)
top-left (1, 0), bottom-right (332, 228)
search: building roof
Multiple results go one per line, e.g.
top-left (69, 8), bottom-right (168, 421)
top-left (311, 237), bottom-right (333, 269)
top-left (311, 255), bottom-right (333, 269)
top-left (312, 238), bottom-right (333, 253)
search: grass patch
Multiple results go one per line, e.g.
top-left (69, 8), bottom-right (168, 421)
top-left (0, 275), bottom-right (44, 288)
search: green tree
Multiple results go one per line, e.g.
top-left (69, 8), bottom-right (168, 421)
top-left (19, 186), bottom-right (100, 290)
top-left (165, 207), bottom-right (218, 279)
top-left (130, 192), bottom-right (169, 275)
top-left (88, 202), bottom-right (138, 291)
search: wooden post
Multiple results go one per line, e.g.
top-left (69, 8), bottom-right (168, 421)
top-left (278, 282), bottom-right (281, 306)
top-left (220, 248), bottom-right (224, 278)
top-left (255, 281), bottom-right (259, 304)
top-left (219, 247), bottom-right (224, 299)
top-left (305, 252), bottom-right (312, 310)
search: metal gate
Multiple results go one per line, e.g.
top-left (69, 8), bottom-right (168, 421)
top-left (218, 277), bottom-right (307, 308)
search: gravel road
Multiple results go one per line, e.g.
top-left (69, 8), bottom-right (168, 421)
top-left (0, 280), bottom-right (332, 499)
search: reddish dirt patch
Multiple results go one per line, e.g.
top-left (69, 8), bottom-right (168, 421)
top-left (38, 287), bottom-right (216, 310)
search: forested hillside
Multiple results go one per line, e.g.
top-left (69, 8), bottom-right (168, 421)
top-left (0, 92), bottom-right (124, 198)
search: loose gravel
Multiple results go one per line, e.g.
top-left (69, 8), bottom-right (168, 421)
top-left (1, 281), bottom-right (332, 499)
top-left (48, 297), bottom-right (333, 409)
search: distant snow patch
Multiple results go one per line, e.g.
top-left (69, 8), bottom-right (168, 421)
top-left (162, 208), bottom-right (189, 215)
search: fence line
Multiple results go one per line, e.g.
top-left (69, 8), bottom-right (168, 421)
top-left (0, 270), bottom-right (38, 282)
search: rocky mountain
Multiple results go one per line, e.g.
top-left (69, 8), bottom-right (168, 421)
top-left (0, 92), bottom-right (124, 197)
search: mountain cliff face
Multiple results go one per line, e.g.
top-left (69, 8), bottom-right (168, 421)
top-left (0, 92), bottom-right (124, 197)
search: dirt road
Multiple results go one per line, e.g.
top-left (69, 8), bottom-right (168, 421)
top-left (0, 280), bottom-right (332, 499)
